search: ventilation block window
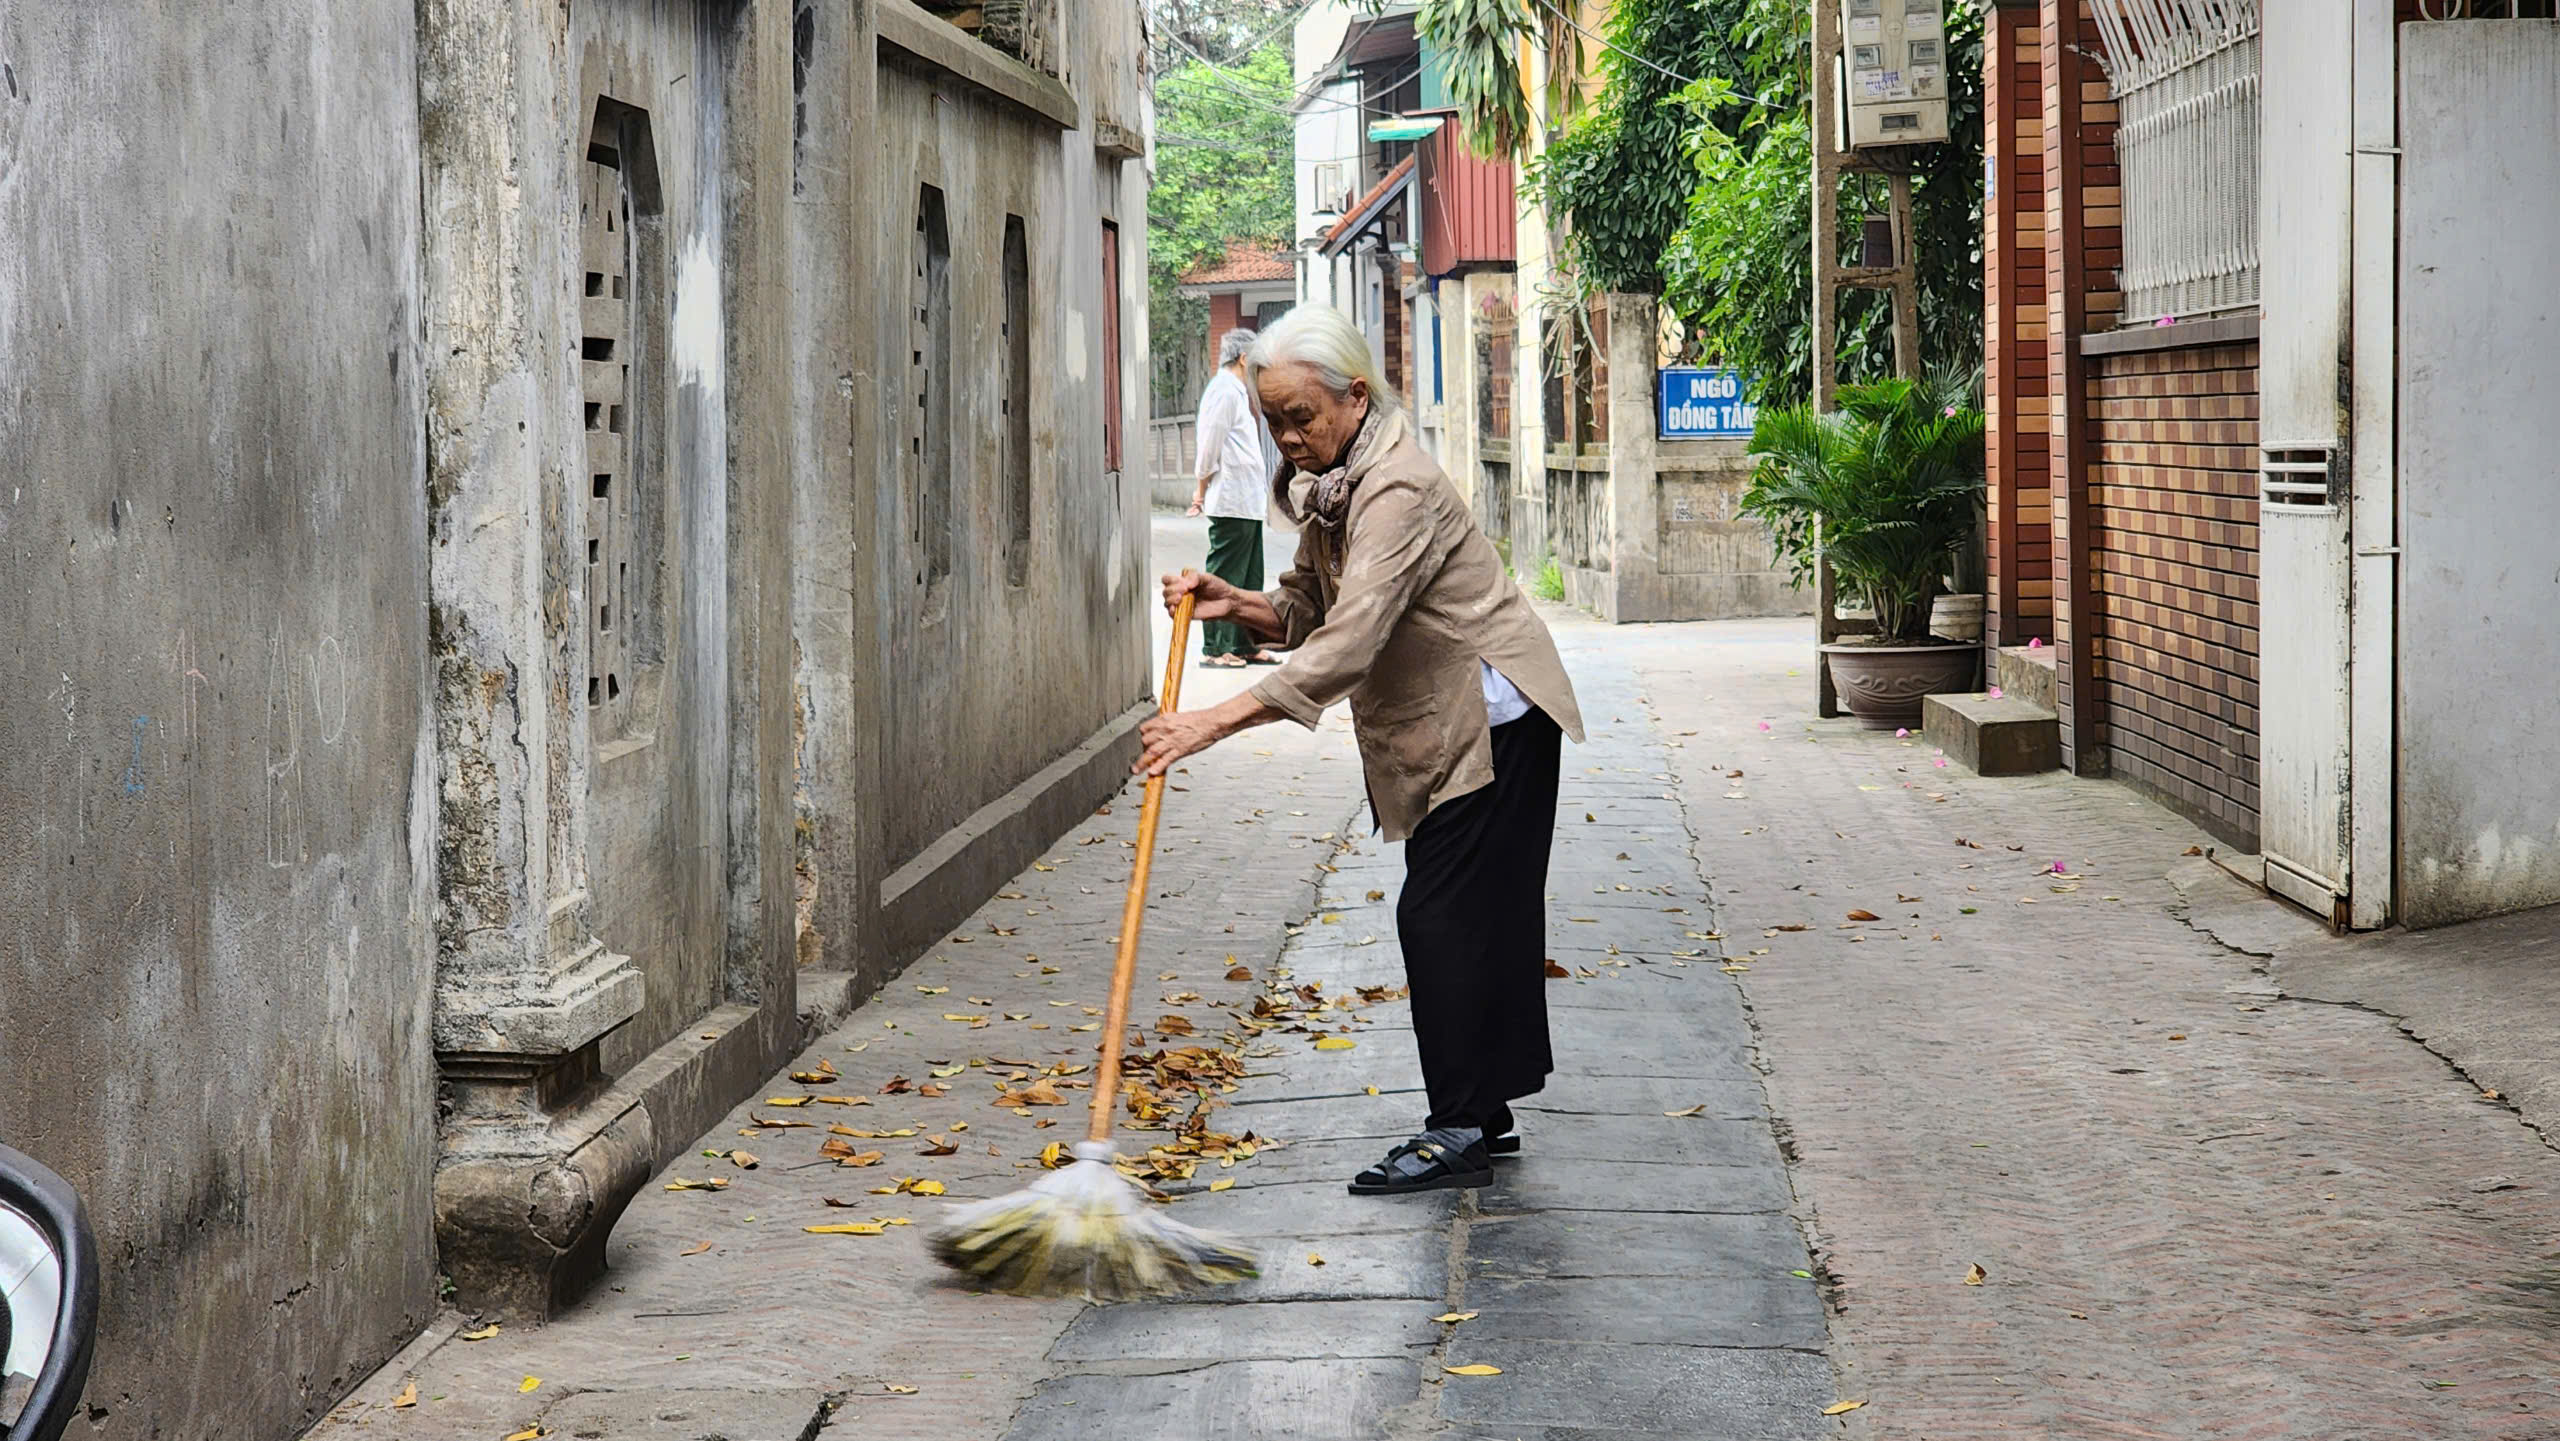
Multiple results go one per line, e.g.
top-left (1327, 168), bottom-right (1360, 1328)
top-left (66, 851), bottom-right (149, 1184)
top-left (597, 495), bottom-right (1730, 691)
top-left (582, 108), bottom-right (636, 734)
top-left (1002, 215), bottom-right (1033, 588)
top-left (1101, 219), bottom-right (1124, 474)
top-left (910, 186), bottom-right (954, 592)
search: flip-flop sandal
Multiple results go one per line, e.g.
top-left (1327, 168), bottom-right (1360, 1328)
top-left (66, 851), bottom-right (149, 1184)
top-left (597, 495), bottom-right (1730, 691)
top-left (1348, 1136), bottom-right (1492, 1195)
top-left (1200, 654), bottom-right (1249, 668)
top-left (1488, 1134), bottom-right (1521, 1157)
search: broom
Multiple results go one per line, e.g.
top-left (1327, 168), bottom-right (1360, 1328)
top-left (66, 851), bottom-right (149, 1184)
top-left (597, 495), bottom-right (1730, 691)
top-left (931, 581), bottom-right (1260, 1299)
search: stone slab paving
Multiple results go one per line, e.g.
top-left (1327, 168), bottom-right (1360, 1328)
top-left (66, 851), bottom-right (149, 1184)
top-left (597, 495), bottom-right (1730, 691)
top-left (1613, 614), bottom-right (2560, 1439)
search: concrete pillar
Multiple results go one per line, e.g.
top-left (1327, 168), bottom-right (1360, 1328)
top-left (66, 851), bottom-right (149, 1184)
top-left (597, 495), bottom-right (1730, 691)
top-left (1601, 292), bottom-right (1661, 622)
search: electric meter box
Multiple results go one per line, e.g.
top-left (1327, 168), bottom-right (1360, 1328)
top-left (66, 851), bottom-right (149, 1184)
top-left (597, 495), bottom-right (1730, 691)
top-left (1841, 0), bottom-right (1950, 148)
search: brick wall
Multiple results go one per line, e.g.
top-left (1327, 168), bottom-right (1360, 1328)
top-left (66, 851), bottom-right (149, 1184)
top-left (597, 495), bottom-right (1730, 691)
top-left (2087, 340), bottom-right (2262, 844)
top-left (1206, 292), bottom-right (1242, 379)
top-left (1984, 6), bottom-right (2052, 646)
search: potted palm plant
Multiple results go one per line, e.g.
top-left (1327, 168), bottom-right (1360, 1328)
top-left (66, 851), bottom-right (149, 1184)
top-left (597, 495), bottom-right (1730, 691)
top-left (1743, 371), bottom-right (1987, 729)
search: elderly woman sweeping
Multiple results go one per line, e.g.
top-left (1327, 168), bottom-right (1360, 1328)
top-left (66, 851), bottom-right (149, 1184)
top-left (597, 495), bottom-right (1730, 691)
top-left (1137, 305), bottom-right (1583, 1196)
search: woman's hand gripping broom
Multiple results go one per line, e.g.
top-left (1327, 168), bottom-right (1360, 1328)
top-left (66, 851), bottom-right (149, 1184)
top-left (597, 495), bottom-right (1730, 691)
top-left (930, 581), bottom-right (1260, 1298)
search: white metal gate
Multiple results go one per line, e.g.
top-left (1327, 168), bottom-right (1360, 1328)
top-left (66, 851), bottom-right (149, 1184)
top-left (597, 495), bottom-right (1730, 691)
top-left (2396, 21), bottom-right (2560, 928)
top-left (2254, 0), bottom-right (2355, 925)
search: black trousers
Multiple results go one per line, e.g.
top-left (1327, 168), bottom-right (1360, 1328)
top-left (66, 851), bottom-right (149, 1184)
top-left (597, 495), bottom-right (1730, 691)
top-left (1395, 707), bottom-right (1564, 1133)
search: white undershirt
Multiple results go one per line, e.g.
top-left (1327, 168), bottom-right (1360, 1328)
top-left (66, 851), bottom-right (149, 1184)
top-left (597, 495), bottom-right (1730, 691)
top-left (1481, 661), bottom-right (1531, 727)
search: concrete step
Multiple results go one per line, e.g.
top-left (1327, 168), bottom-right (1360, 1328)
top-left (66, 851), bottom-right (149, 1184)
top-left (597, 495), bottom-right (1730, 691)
top-left (1995, 644), bottom-right (2058, 712)
top-left (1922, 692), bottom-right (2061, 776)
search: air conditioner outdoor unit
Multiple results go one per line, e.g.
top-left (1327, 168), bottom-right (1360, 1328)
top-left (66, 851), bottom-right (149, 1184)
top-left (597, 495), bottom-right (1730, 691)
top-left (1312, 162), bottom-right (1348, 215)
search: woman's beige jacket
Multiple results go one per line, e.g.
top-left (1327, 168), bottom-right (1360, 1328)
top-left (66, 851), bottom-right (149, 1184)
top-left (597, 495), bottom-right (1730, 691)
top-left (1247, 415), bottom-right (1583, 841)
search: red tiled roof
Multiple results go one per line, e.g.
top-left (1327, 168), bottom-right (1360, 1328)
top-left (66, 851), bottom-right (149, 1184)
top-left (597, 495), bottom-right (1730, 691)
top-left (1179, 240), bottom-right (1294, 288)
top-left (1322, 154), bottom-right (1416, 249)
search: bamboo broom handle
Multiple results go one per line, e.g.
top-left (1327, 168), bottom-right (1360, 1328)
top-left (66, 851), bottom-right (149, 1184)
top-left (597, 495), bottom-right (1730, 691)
top-left (1087, 582), bottom-right (1197, 1144)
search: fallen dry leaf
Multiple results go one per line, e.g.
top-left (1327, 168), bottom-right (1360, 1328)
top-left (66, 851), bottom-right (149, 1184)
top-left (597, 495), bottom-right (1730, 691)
top-left (1543, 959), bottom-right (1572, 978)
top-left (1664, 1104), bottom-right (1709, 1118)
top-left (1444, 1364), bottom-right (1503, 1377)
top-left (763, 1096), bottom-right (810, 1108)
top-left (1226, 965), bottom-right (1253, 981)
top-left (681, 1241), bottom-right (713, 1257)
top-left (726, 1150), bottom-right (759, 1169)
top-left (504, 1428), bottom-right (547, 1441)
top-left (918, 1083), bottom-right (948, 1098)
top-left (664, 1177), bottom-right (729, 1192)
top-left (882, 1383), bottom-right (918, 1395)
top-left (1432, 1310), bottom-right (1480, 1323)
top-left (1209, 1178), bottom-right (1235, 1192)
top-left (789, 1059), bottom-right (839, 1083)
top-left (1965, 1262), bottom-right (1987, 1286)
top-left (807, 1222), bottom-right (885, 1236)
top-left (2183, 845), bottom-right (2204, 856)
top-left (1313, 1036), bottom-right (1356, 1051)
top-left (1845, 909), bottom-right (1881, 922)
top-left (1366, 889), bottom-right (1386, 902)
top-left (459, 1323), bottom-right (502, 1341)
top-left (391, 1382), bottom-right (418, 1409)
top-left (1156, 1015), bottom-right (1196, 1036)
top-left (519, 1376), bottom-right (541, 1394)
top-left (994, 1082), bottom-right (1068, 1108)
top-left (1822, 1400), bottom-right (1867, 1416)
top-left (917, 1136), bottom-right (958, 1157)
top-left (1307, 1253), bottom-right (1327, 1266)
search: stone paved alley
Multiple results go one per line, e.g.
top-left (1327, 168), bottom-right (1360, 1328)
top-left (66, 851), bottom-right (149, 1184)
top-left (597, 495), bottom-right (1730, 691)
top-left (314, 519), bottom-right (2560, 1440)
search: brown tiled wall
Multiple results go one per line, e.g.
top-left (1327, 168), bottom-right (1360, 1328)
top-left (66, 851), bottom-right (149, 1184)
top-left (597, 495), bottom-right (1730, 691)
top-left (2087, 340), bottom-right (2262, 844)
top-left (1984, 7), bottom-right (2052, 645)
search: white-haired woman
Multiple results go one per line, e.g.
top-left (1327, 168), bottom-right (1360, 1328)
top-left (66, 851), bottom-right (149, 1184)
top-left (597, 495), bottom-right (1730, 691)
top-left (1187, 327), bottom-right (1284, 666)
top-left (1137, 305), bottom-right (1584, 1195)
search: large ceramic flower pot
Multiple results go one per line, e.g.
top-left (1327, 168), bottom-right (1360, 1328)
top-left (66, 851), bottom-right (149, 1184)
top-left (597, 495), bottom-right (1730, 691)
top-left (1821, 641), bottom-right (1980, 730)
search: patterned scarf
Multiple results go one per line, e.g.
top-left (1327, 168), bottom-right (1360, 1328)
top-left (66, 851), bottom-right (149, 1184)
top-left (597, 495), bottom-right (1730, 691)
top-left (1273, 403), bottom-right (1404, 538)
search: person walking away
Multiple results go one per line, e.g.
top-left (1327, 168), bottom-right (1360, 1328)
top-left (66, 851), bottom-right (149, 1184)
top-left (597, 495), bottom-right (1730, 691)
top-left (1188, 328), bottom-right (1283, 667)
top-left (1137, 305), bottom-right (1584, 1194)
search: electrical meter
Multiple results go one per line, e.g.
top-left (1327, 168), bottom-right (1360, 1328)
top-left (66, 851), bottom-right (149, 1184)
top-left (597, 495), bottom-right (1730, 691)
top-left (1842, 0), bottom-right (1950, 148)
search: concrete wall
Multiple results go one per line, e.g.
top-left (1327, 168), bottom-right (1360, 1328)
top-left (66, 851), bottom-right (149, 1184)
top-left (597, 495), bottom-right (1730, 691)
top-left (794, 0), bottom-right (1155, 996)
top-left (0, 4), bottom-right (438, 1435)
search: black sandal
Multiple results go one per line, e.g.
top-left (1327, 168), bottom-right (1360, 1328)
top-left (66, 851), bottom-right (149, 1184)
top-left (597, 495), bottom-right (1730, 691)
top-left (1488, 1134), bottom-right (1521, 1157)
top-left (1348, 1136), bottom-right (1493, 1195)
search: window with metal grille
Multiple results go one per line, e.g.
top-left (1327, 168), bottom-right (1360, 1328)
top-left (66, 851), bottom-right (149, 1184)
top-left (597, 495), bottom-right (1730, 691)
top-left (910, 186), bottom-right (953, 593)
top-left (1002, 214), bottom-right (1032, 588)
top-left (2087, 0), bottom-right (2261, 323)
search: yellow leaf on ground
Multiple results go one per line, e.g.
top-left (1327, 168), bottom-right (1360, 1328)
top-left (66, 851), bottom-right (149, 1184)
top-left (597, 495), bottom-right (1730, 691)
top-left (1366, 889), bottom-right (1386, 902)
top-left (1964, 1263), bottom-right (1987, 1285)
top-left (681, 1241), bottom-right (713, 1257)
top-left (1307, 1253), bottom-right (1327, 1266)
top-left (763, 1096), bottom-right (809, 1108)
top-left (883, 1383), bottom-right (919, 1395)
top-left (1823, 1400), bottom-right (1867, 1416)
top-left (806, 1222), bottom-right (885, 1235)
top-left (519, 1376), bottom-right (541, 1394)
top-left (1314, 1037), bottom-right (1356, 1051)
top-left (1210, 1178), bottom-right (1234, 1192)
top-left (459, 1322), bottom-right (502, 1341)
top-left (504, 1428), bottom-right (547, 1441)
top-left (908, 1178), bottom-right (946, 1195)
top-left (664, 1177), bottom-right (729, 1192)
top-left (1432, 1311), bottom-right (1480, 1323)
top-left (727, 1150), bottom-right (759, 1169)
top-left (1039, 1142), bottom-right (1065, 1168)
top-left (1664, 1104), bottom-right (1708, 1118)
top-left (391, 1382), bottom-right (418, 1409)
top-left (1444, 1364), bottom-right (1503, 1377)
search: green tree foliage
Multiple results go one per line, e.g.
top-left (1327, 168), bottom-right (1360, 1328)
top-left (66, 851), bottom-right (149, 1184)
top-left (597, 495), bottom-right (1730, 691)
top-left (1147, 40), bottom-right (1294, 411)
top-left (1662, 0), bottom-right (1984, 404)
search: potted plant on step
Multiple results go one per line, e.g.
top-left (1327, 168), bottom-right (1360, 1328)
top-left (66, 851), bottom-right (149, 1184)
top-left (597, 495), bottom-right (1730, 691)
top-left (1743, 371), bottom-right (1987, 730)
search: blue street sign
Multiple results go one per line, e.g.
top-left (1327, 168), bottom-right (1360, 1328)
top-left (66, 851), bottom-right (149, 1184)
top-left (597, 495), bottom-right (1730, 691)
top-left (1657, 367), bottom-right (1759, 440)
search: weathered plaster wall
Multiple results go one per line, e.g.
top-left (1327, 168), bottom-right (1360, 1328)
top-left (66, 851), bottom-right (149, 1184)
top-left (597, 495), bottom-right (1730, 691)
top-left (0, 4), bottom-right (437, 1435)
top-left (795, 3), bottom-right (1155, 992)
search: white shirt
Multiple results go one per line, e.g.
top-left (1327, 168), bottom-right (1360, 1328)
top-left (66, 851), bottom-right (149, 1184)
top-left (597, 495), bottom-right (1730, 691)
top-left (1482, 661), bottom-right (1531, 726)
top-left (1194, 369), bottom-right (1275, 520)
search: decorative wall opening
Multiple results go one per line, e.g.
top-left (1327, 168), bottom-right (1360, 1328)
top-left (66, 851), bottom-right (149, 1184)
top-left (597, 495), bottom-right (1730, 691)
top-left (910, 184), bottom-right (953, 594)
top-left (1002, 214), bottom-right (1033, 587)
top-left (1100, 220), bottom-right (1124, 473)
top-left (579, 98), bottom-right (664, 741)
top-left (2088, 0), bottom-right (2261, 322)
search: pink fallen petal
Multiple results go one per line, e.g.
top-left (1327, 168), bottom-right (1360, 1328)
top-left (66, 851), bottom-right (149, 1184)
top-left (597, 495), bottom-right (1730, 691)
top-left (2049, 860), bottom-right (2066, 874)
top-left (1987, 685), bottom-right (2004, 700)
top-left (2028, 637), bottom-right (2044, 650)
top-left (1932, 757), bottom-right (1948, 768)
top-left (1895, 728), bottom-right (1911, 738)
top-left (1758, 721), bottom-right (1772, 732)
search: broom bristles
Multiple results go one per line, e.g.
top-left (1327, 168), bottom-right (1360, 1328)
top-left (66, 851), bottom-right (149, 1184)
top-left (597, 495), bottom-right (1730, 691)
top-left (930, 1142), bottom-right (1259, 1299)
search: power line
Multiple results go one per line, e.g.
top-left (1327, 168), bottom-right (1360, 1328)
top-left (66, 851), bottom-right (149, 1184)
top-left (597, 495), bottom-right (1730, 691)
top-left (1165, 28), bottom-right (1425, 121)
top-left (1525, 0), bottom-right (1791, 112)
